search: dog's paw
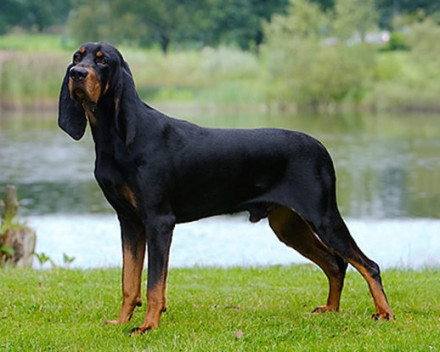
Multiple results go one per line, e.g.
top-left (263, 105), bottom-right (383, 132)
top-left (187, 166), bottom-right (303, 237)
top-left (312, 305), bottom-right (338, 314)
top-left (129, 324), bottom-right (156, 336)
top-left (372, 312), bottom-right (395, 321)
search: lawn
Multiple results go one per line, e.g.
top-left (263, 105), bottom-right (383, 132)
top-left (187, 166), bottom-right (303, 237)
top-left (1, 265), bottom-right (439, 351)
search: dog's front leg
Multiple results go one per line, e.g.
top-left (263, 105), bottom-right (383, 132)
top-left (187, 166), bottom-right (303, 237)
top-left (106, 217), bottom-right (146, 325)
top-left (131, 214), bottom-right (175, 334)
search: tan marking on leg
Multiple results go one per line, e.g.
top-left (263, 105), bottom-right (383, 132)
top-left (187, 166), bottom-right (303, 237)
top-left (132, 280), bottom-right (166, 333)
top-left (118, 184), bottom-right (137, 208)
top-left (134, 253), bottom-right (171, 334)
top-left (106, 238), bottom-right (145, 325)
top-left (351, 263), bottom-right (394, 320)
top-left (269, 206), bottom-right (345, 313)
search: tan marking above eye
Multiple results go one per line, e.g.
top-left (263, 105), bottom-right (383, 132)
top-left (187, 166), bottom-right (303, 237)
top-left (96, 50), bottom-right (103, 58)
top-left (79, 47), bottom-right (85, 54)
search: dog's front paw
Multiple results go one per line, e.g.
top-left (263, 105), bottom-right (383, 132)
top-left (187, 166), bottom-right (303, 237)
top-left (129, 323), bottom-right (157, 336)
top-left (372, 311), bottom-right (395, 321)
top-left (312, 305), bottom-right (338, 314)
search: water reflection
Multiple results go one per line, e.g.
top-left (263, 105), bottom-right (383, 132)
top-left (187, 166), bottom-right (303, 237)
top-left (0, 110), bottom-right (439, 219)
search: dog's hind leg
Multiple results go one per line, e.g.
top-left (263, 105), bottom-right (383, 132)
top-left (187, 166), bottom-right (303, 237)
top-left (268, 205), bottom-right (347, 313)
top-left (311, 209), bottom-right (394, 320)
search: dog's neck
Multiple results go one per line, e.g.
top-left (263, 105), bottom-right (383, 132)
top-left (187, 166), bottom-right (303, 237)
top-left (87, 98), bottom-right (124, 154)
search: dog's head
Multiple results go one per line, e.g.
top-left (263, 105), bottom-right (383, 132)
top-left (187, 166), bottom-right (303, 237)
top-left (58, 42), bottom-right (136, 146)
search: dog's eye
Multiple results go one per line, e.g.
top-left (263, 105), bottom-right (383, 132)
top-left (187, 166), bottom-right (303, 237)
top-left (73, 53), bottom-right (81, 64)
top-left (96, 56), bottom-right (108, 66)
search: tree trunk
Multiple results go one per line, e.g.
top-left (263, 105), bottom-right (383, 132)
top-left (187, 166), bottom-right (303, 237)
top-left (1, 185), bottom-right (36, 267)
top-left (160, 33), bottom-right (170, 55)
top-left (3, 185), bottom-right (19, 221)
top-left (0, 227), bottom-right (37, 267)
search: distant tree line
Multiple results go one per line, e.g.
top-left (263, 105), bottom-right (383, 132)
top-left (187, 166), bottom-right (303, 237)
top-left (1, 0), bottom-right (439, 53)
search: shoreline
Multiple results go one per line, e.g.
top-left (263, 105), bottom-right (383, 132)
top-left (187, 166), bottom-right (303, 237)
top-left (2, 100), bottom-right (440, 117)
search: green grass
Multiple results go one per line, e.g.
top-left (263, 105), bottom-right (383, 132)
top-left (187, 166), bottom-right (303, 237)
top-left (1, 265), bottom-right (439, 351)
top-left (0, 33), bottom-right (76, 52)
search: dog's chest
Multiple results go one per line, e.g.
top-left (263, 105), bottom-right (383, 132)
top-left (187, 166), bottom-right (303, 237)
top-left (94, 152), bottom-right (138, 209)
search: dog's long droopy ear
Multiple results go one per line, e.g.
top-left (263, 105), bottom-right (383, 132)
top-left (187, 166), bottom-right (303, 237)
top-left (114, 60), bottom-right (137, 149)
top-left (58, 66), bottom-right (87, 140)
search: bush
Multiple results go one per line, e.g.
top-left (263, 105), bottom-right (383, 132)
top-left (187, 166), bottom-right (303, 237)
top-left (383, 32), bottom-right (409, 51)
top-left (262, 0), bottom-right (376, 110)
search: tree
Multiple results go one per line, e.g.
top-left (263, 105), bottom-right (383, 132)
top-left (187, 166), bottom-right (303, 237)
top-left (0, 0), bottom-right (24, 34)
top-left (20, 0), bottom-right (73, 31)
top-left (376, 0), bottom-right (440, 29)
top-left (69, 2), bottom-right (113, 44)
top-left (210, 0), bottom-right (288, 51)
top-left (263, 0), bottom-right (375, 109)
top-left (333, 0), bottom-right (379, 43)
top-left (107, 0), bottom-right (208, 53)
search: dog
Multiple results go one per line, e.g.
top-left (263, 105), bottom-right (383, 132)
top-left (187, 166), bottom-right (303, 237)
top-left (58, 42), bottom-right (394, 333)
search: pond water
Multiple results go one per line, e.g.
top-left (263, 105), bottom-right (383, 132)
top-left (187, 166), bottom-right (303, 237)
top-left (0, 109), bottom-right (439, 269)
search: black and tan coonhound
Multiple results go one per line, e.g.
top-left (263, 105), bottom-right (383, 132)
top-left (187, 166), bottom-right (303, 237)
top-left (58, 42), bottom-right (394, 333)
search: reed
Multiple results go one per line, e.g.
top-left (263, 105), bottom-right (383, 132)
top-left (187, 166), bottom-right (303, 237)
top-left (1, 34), bottom-right (440, 112)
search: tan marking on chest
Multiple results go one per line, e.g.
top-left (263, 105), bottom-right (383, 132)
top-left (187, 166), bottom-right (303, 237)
top-left (83, 104), bottom-right (97, 126)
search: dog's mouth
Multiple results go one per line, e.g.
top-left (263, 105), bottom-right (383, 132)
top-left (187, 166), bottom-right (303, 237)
top-left (68, 68), bottom-right (102, 108)
top-left (70, 84), bottom-right (97, 113)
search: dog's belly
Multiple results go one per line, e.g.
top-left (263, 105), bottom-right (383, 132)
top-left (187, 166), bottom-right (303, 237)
top-left (170, 161), bottom-right (284, 223)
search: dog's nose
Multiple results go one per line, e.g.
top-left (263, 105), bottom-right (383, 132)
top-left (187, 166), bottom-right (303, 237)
top-left (69, 67), bottom-right (88, 82)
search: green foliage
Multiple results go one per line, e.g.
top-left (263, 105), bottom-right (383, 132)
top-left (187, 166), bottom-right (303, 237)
top-left (365, 16), bottom-right (440, 111)
top-left (0, 51), bottom-right (66, 105)
top-left (0, 0), bottom-right (24, 34)
top-left (209, 0), bottom-right (288, 51)
top-left (20, 0), bottom-right (73, 31)
top-left (377, 0), bottom-right (440, 29)
top-left (34, 252), bottom-right (55, 268)
top-left (68, 1), bottom-right (113, 44)
top-left (0, 266), bottom-right (439, 350)
top-left (263, 0), bottom-right (376, 110)
top-left (406, 17), bottom-right (440, 58)
top-left (0, 0), bottom-right (72, 33)
top-left (33, 252), bottom-right (75, 268)
top-left (1, 0), bottom-right (439, 52)
top-left (265, 0), bottom-right (326, 41)
top-left (62, 253), bottom-right (76, 268)
top-left (0, 245), bottom-right (14, 256)
top-left (67, 0), bottom-right (288, 53)
top-left (382, 32), bottom-right (409, 51)
top-left (333, 0), bottom-right (378, 42)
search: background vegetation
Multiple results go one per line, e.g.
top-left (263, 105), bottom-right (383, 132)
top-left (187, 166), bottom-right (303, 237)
top-left (1, 0), bottom-right (440, 111)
